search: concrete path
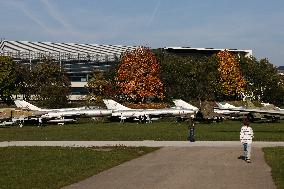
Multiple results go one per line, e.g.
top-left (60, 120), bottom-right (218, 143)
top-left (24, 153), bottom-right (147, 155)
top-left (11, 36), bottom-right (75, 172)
top-left (62, 147), bottom-right (276, 189)
top-left (0, 141), bottom-right (280, 188)
top-left (1, 141), bottom-right (284, 148)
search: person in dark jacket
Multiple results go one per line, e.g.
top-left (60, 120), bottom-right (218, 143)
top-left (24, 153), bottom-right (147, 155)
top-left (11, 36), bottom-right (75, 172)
top-left (188, 117), bottom-right (195, 142)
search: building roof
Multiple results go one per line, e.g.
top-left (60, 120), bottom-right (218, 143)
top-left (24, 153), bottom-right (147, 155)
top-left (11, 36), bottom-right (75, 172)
top-left (0, 40), bottom-right (138, 61)
top-left (164, 46), bottom-right (252, 57)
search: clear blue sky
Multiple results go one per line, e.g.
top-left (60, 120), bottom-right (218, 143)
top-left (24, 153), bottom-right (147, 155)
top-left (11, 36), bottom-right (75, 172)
top-left (1, 0), bottom-right (283, 66)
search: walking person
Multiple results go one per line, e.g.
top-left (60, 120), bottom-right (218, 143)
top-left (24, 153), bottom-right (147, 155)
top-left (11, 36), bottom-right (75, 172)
top-left (240, 118), bottom-right (254, 163)
top-left (188, 117), bottom-right (195, 142)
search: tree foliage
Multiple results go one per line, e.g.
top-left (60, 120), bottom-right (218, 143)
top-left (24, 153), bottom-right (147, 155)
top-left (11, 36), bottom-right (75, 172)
top-left (158, 50), bottom-right (221, 102)
top-left (1, 48), bottom-right (283, 107)
top-left (0, 56), bottom-right (17, 104)
top-left (217, 50), bottom-right (246, 99)
top-left (32, 59), bottom-right (71, 108)
top-left (239, 56), bottom-right (284, 105)
top-left (116, 47), bottom-right (164, 102)
top-left (104, 55), bottom-right (121, 82)
top-left (85, 69), bottom-right (111, 104)
top-left (14, 64), bottom-right (34, 101)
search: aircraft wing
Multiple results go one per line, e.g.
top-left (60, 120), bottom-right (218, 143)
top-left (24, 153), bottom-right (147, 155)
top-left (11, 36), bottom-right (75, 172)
top-left (112, 108), bottom-right (194, 118)
top-left (215, 103), bottom-right (284, 116)
top-left (229, 107), bottom-right (284, 115)
top-left (41, 109), bottom-right (112, 119)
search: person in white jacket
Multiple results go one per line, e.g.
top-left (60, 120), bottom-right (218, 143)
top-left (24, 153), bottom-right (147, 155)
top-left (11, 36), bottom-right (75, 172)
top-left (240, 118), bottom-right (254, 163)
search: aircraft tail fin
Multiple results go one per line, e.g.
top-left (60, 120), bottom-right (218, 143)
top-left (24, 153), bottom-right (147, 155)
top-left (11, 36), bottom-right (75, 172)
top-left (217, 102), bottom-right (238, 109)
top-left (14, 100), bottom-right (42, 111)
top-left (173, 99), bottom-right (199, 112)
top-left (103, 99), bottom-right (131, 110)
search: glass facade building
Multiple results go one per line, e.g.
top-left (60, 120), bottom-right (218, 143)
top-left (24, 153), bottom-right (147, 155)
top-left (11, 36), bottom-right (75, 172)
top-left (0, 40), bottom-right (137, 97)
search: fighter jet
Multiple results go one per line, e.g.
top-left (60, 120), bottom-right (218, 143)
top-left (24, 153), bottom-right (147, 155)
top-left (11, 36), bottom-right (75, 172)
top-left (14, 100), bottom-right (112, 124)
top-left (103, 99), bottom-right (195, 123)
top-left (173, 99), bottom-right (199, 113)
top-left (14, 100), bottom-right (87, 112)
top-left (173, 99), bottom-right (223, 122)
top-left (215, 102), bottom-right (284, 122)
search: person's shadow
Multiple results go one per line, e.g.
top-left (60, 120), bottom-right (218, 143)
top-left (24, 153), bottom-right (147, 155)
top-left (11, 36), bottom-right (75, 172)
top-left (238, 155), bottom-right (246, 161)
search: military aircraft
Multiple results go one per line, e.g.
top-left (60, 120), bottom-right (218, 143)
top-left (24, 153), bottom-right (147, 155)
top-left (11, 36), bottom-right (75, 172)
top-left (173, 99), bottom-right (224, 122)
top-left (215, 102), bottom-right (284, 122)
top-left (14, 100), bottom-right (112, 124)
top-left (103, 99), bottom-right (195, 123)
top-left (173, 99), bottom-right (199, 113)
top-left (213, 102), bottom-right (248, 119)
top-left (14, 100), bottom-right (87, 112)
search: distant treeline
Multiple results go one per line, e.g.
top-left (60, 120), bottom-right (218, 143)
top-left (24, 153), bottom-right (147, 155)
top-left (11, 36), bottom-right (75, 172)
top-left (0, 47), bottom-right (283, 108)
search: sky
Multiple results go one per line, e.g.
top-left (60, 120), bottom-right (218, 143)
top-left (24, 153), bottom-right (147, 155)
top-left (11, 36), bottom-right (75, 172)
top-left (0, 0), bottom-right (284, 66)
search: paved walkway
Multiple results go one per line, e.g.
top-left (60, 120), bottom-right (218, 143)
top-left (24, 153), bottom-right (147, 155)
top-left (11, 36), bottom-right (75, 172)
top-left (62, 147), bottom-right (276, 189)
top-left (1, 141), bottom-right (284, 148)
top-left (1, 141), bottom-right (281, 189)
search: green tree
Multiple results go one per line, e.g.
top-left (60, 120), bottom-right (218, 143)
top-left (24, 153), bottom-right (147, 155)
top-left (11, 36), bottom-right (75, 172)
top-left (85, 69), bottom-right (110, 104)
top-left (105, 55), bottom-right (120, 82)
top-left (158, 51), bottom-right (194, 101)
top-left (14, 64), bottom-right (34, 100)
top-left (33, 59), bottom-right (71, 108)
top-left (158, 51), bottom-right (221, 102)
top-left (193, 56), bottom-right (221, 101)
top-left (0, 56), bottom-right (17, 104)
top-left (239, 56), bottom-right (284, 105)
top-left (257, 59), bottom-right (284, 105)
top-left (104, 55), bottom-right (121, 100)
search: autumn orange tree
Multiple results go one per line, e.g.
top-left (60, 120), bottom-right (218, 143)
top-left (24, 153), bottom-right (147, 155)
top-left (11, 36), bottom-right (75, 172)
top-left (116, 47), bottom-right (164, 102)
top-left (217, 50), bottom-right (246, 99)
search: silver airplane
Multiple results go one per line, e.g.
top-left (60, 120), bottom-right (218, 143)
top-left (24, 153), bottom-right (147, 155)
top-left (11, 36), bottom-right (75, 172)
top-left (173, 99), bottom-right (199, 113)
top-left (14, 100), bottom-right (87, 112)
top-left (14, 100), bottom-right (112, 123)
top-left (103, 99), bottom-right (195, 123)
top-left (215, 102), bottom-right (284, 121)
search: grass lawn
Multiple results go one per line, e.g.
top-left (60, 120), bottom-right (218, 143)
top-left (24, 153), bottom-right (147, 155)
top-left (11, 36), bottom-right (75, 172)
top-left (0, 120), bottom-right (283, 141)
top-left (263, 147), bottom-right (284, 189)
top-left (0, 146), bottom-right (158, 189)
